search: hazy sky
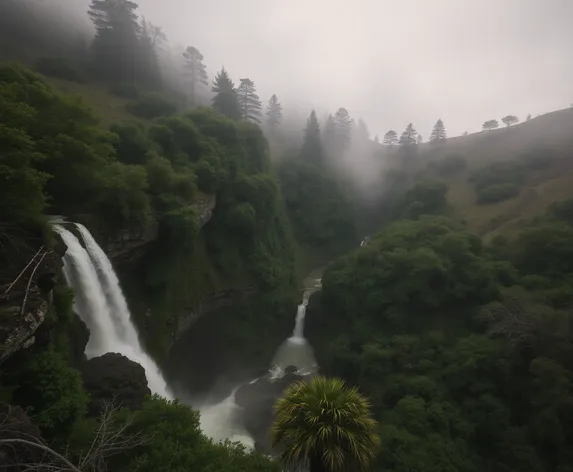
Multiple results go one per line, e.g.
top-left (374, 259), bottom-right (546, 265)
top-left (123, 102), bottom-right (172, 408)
top-left (138, 0), bottom-right (572, 138)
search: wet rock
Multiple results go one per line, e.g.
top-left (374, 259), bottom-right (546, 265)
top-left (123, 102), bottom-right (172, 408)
top-left (81, 353), bottom-right (151, 416)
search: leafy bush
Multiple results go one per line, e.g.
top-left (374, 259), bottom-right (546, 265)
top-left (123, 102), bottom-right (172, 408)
top-left (126, 93), bottom-right (177, 119)
top-left (395, 180), bottom-right (448, 218)
top-left (13, 349), bottom-right (87, 441)
top-left (110, 122), bottom-right (151, 165)
top-left (194, 160), bottom-right (221, 193)
top-left (477, 183), bottom-right (519, 204)
top-left (35, 57), bottom-right (85, 83)
top-left (469, 161), bottom-right (524, 191)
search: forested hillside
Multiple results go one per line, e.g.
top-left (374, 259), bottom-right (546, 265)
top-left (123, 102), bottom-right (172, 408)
top-left (2, 0), bottom-right (573, 471)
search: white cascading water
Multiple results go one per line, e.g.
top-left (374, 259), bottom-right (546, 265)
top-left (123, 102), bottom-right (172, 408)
top-left (196, 277), bottom-right (322, 449)
top-left (53, 224), bottom-right (171, 398)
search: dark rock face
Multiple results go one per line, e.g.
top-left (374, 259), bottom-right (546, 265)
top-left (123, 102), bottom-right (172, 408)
top-left (176, 287), bottom-right (255, 336)
top-left (235, 366), bottom-right (309, 455)
top-left (81, 353), bottom-right (151, 416)
top-left (0, 403), bottom-right (44, 469)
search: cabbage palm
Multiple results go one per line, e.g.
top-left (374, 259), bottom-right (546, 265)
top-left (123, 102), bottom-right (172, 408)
top-left (271, 376), bottom-right (379, 472)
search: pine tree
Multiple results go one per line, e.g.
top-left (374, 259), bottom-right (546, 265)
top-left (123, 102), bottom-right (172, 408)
top-left (417, 134), bottom-right (423, 144)
top-left (183, 46), bottom-right (208, 106)
top-left (211, 68), bottom-right (240, 120)
top-left (89, 0), bottom-right (141, 84)
top-left (526, 114), bottom-right (532, 121)
top-left (333, 107), bottom-right (353, 153)
top-left (300, 110), bottom-right (323, 165)
top-left (237, 78), bottom-right (262, 123)
top-left (399, 123), bottom-right (417, 146)
top-left (482, 119), bottom-right (499, 131)
top-left (502, 115), bottom-right (519, 127)
top-left (430, 119), bottom-right (447, 142)
top-left (266, 94), bottom-right (283, 129)
top-left (383, 130), bottom-right (398, 147)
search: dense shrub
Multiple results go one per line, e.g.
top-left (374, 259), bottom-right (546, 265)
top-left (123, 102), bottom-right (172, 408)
top-left (476, 183), bottom-right (519, 204)
top-left (395, 180), bottom-right (448, 218)
top-left (35, 57), bottom-right (85, 83)
top-left (126, 93), bottom-right (177, 119)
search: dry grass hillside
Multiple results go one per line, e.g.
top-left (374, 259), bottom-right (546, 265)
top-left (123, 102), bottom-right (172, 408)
top-left (384, 108), bottom-right (573, 239)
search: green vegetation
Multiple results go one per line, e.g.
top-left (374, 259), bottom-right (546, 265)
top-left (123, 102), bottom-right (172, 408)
top-left (272, 376), bottom-right (379, 472)
top-left (308, 181), bottom-right (573, 470)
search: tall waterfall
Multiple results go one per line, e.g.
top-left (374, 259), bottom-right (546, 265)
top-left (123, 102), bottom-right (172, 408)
top-left (54, 224), bottom-right (171, 398)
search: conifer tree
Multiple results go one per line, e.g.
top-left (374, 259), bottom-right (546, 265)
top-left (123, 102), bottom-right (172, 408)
top-left (211, 68), bottom-right (240, 120)
top-left (399, 123), bottom-right (418, 146)
top-left (183, 46), bottom-right (208, 106)
top-left (417, 134), bottom-right (423, 144)
top-left (333, 107), bottom-right (353, 153)
top-left (383, 130), bottom-right (398, 147)
top-left (300, 110), bottom-right (323, 165)
top-left (89, 0), bottom-right (141, 84)
top-left (237, 78), bottom-right (262, 123)
top-left (526, 114), bottom-right (532, 121)
top-left (430, 119), bottom-right (447, 142)
top-left (266, 94), bottom-right (283, 129)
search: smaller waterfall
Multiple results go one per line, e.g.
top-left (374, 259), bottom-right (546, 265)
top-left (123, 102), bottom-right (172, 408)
top-left (270, 279), bottom-right (320, 379)
top-left (54, 224), bottom-right (171, 398)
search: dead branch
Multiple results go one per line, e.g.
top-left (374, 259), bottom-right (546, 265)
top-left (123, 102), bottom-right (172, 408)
top-left (1, 247), bottom-right (44, 299)
top-left (0, 439), bottom-right (79, 472)
top-left (0, 400), bottom-right (152, 472)
top-left (20, 250), bottom-right (52, 316)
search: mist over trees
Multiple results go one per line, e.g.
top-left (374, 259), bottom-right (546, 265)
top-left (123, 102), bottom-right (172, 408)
top-left (237, 78), bottom-right (262, 123)
top-left (182, 46), bottom-right (208, 106)
top-left (212, 68), bottom-right (241, 120)
top-left (430, 118), bottom-right (447, 142)
top-left (383, 130), bottom-right (398, 147)
top-left (399, 123), bottom-right (417, 146)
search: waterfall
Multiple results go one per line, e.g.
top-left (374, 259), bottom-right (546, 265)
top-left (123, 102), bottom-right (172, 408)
top-left (54, 224), bottom-right (171, 398)
top-left (269, 279), bottom-right (320, 379)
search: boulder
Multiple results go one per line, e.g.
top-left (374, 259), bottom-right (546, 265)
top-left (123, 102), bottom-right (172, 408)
top-left (81, 353), bottom-right (150, 416)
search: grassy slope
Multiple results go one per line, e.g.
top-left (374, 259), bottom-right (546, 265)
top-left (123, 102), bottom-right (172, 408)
top-left (389, 108), bottom-right (573, 239)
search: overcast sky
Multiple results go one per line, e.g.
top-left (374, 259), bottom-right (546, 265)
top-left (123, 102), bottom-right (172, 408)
top-left (134, 0), bottom-right (572, 138)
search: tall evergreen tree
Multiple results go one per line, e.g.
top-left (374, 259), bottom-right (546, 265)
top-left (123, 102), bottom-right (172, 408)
top-left (333, 107), bottom-right (353, 153)
top-left (323, 114), bottom-right (337, 156)
top-left (237, 78), bottom-right (262, 123)
top-left (211, 68), bottom-right (240, 120)
top-left (417, 133), bottom-right (423, 144)
top-left (89, 0), bottom-right (141, 84)
top-left (266, 94), bottom-right (283, 129)
top-left (383, 130), bottom-right (398, 147)
top-left (430, 119), bottom-right (447, 142)
top-left (399, 123), bottom-right (418, 146)
top-left (300, 110), bottom-right (323, 165)
top-left (183, 46), bottom-right (208, 106)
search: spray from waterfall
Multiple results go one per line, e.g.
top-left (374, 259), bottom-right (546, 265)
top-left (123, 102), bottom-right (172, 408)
top-left (54, 224), bottom-right (171, 398)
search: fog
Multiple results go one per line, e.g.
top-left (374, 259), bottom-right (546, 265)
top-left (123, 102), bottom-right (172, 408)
top-left (5, 0), bottom-right (572, 139)
top-left (132, 0), bottom-right (573, 138)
